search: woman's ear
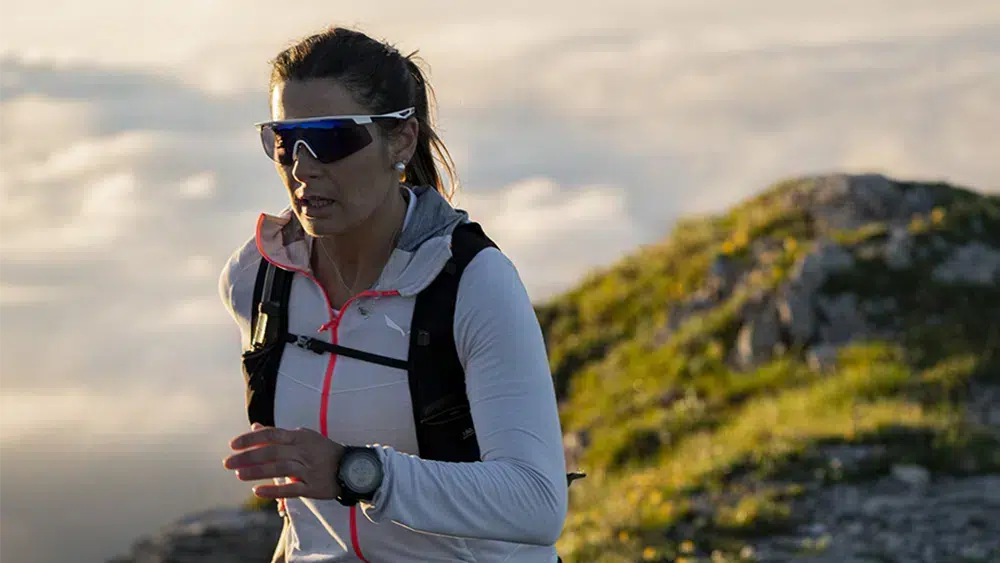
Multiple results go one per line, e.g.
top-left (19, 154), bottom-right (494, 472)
top-left (389, 117), bottom-right (419, 163)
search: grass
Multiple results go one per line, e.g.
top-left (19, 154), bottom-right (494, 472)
top-left (557, 343), bottom-right (1000, 562)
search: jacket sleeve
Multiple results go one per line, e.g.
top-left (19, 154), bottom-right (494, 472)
top-left (217, 238), bottom-right (262, 350)
top-left (359, 247), bottom-right (568, 546)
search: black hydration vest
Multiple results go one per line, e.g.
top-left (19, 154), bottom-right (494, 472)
top-left (240, 221), bottom-right (585, 487)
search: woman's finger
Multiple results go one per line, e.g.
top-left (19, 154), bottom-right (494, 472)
top-left (230, 426), bottom-right (296, 450)
top-left (253, 479), bottom-right (309, 499)
top-left (235, 459), bottom-right (305, 482)
top-left (224, 444), bottom-right (295, 470)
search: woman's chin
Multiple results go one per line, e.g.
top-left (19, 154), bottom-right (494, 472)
top-left (297, 213), bottom-right (351, 238)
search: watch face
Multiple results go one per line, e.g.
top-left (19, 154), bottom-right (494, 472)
top-left (342, 451), bottom-right (380, 493)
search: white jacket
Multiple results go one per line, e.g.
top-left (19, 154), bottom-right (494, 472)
top-left (219, 186), bottom-right (567, 562)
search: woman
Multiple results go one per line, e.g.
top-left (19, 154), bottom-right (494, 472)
top-left (218, 26), bottom-right (569, 562)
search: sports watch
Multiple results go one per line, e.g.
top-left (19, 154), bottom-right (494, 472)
top-left (335, 446), bottom-right (384, 507)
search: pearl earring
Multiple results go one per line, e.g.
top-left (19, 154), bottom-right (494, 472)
top-left (394, 161), bottom-right (406, 172)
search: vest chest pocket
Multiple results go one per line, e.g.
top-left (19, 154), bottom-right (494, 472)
top-left (420, 393), bottom-right (473, 427)
top-left (416, 392), bottom-right (479, 460)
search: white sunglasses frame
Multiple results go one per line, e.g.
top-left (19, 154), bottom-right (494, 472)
top-left (254, 107), bottom-right (416, 130)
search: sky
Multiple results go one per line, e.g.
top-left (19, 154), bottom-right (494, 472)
top-left (1, 1), bottom-right (998, 562)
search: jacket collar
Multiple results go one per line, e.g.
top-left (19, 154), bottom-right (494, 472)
top-left (254, 186), bottom-right (470, 297)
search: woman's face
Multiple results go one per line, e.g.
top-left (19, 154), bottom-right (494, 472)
top-left (269, 79), bottom-right (413, 238)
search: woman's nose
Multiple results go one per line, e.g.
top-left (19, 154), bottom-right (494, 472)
top-left (291, 143), bottom-right (323, 181)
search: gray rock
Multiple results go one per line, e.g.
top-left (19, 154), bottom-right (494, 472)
top-left (563, 430), bottom-right (589, 471)
top-left (883, 226), bottom-right (914, 270)
top-left (816, 293), bottom-right (870, 344)
top-left (900, 185), bottom-right (936, 216)
top-left (856, 242), bottom-right (884, 261)
top-left (862, 494), bottom-right (918, 517)
top-left (880, 531), bottom-right (905, 551)
top-left (706, 254), bottom-right (741, 296)
top-left (860, 297), bottom-right (896, 317)
top-left (660, 286), bottom-right (721, 341)
top-left (845, 522), bottom-right (865, 536)
top-left (966, 384), bottom-right (1000, 435)
top-left (932, 242), bottom-right (1000, 285)
top-left (819, 444), bottom-right (887, 476)
top-left (750, 473), bottom-right (1000, 563)
top-left (891, 464), bottom-right (931, 488)
top-left (810, 174), bottom-right (903, 230)
top-left (736, 301), bottom-right (782, 367)
top-left (792, 242), bottom-right (855, 292)
top-left (935, 476), bottom-right (1000, 506)
top-left (971, 216), bottom-right (985, 234)
top-left (804, 522), bottom-right (828, 535)
top-left (777, 285), bottom-right (816, 344)
top-left (807, 343), bottom-right (841, 371)
top-left (959, 544), bottom-right (989, 561)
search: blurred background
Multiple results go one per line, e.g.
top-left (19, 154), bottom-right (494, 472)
top-left (1, 1), bottom-right (998, 562)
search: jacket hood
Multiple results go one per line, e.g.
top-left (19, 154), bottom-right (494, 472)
top-left (397, 185), bottom-right (468, 251)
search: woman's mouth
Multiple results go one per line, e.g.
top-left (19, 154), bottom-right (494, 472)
top-left (298, 196), bottom-right (336, 210)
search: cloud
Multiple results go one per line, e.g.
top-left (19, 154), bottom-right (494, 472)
top-left (443, 14), bottom-right (1000, 219)
top-left (455, 178), bottom-right (642, 299)
top-left (177, 171), bottom-right (217, 200)
top-left (0, 389), bottom-right (222, 445)
top-left (0, 284), bottom-right (69, 306)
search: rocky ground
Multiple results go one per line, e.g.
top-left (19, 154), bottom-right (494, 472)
top-left (750, 469), bottom-right (1000, 562)
top-left (743, 380), bottom-right (1000, 563)
top-left (106, 508), bottom-right (282, 563)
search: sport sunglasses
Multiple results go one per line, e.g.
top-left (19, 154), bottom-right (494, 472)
top-left (254, 107), bottom-right (415, 166)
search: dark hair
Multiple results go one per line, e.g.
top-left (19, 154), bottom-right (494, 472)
top-left (269, 26), bottom-right (458, 200)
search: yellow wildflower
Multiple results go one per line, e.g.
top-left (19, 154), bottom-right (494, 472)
top-left (930, 207), bottom-right (945, 225)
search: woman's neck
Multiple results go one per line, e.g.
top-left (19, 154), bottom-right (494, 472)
top-left (312, 185), bottom-right (409, 302)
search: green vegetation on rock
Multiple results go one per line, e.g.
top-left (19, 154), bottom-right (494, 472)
top-left (545, 174), bottom-right (1000, 562)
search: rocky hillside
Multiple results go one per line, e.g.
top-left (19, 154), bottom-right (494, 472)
top-left (108, 173), bottom-right (1000, 563)
top-left (544, 173), bottom-right (1000, 562)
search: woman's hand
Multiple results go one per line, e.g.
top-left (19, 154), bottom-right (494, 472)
top-left (223, 423), bottom-right (346, 500)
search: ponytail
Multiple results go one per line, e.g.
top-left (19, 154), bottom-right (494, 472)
top-left (401, 54), bottom-right (458, 202)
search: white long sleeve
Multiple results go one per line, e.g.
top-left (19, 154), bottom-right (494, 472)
top-left (360, 247), bottom-right (568, 546)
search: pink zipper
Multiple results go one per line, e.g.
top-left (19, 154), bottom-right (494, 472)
top-left (254, 215), bottom-right (398, 561)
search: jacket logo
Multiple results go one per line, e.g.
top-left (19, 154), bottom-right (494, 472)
top-left (384, 314), bottom-right (408, 337)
